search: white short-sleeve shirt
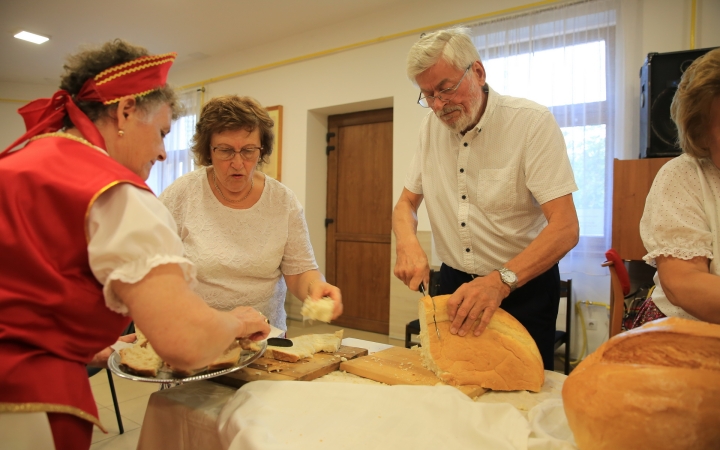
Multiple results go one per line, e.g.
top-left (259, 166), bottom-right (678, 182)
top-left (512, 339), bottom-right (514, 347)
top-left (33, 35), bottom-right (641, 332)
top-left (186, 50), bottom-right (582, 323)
top-left (640, 153), bottom-right (720, 320)
top-left (405, 85), bottom-right (578, 275)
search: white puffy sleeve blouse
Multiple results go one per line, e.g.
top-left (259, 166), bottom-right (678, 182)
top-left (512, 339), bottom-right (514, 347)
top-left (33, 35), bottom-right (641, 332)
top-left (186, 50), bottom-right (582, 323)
top-left (87, 183), bottom-right (196, 315)
top-left (639, 153), bottom-right (720, 319)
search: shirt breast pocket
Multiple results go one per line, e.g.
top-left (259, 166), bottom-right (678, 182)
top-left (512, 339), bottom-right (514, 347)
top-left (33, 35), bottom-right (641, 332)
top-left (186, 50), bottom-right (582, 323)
top-left (476, 167), bottom-right (517, 213)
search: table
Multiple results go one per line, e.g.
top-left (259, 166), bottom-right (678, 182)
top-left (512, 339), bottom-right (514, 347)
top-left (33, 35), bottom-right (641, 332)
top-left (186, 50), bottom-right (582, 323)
top-left (137, 342), bottom-right (570, 450)
top-left (137, 380), bottom-right (232, 450)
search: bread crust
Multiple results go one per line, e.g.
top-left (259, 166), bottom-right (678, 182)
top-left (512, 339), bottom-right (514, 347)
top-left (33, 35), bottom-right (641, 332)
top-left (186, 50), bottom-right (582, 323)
top-left (418, 295), bottom-right (544, 392)
top-left (562, 317), bottom-right (720, 450)
top-left (207, 342), bottom-right (243, 371)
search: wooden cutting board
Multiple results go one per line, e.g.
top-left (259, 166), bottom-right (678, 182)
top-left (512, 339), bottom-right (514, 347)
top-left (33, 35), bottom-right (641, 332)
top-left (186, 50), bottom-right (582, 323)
top-left (339, 346), bottom-right (487, 398)
top-left (213, 345), bottom-right (368, 388)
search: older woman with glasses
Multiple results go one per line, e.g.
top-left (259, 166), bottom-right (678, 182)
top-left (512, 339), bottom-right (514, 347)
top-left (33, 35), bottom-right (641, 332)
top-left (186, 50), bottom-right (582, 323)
top-left (160, 95), bottom-right (342, 332)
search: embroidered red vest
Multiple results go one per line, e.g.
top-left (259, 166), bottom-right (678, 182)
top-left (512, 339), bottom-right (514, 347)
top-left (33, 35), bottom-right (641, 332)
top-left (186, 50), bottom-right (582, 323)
top-left (0, 134), bottom-right (151, 427)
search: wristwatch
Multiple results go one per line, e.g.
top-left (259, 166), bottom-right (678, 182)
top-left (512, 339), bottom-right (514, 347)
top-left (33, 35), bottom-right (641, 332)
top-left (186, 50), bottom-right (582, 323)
top-left (496, 267), bottom-right (518, 292)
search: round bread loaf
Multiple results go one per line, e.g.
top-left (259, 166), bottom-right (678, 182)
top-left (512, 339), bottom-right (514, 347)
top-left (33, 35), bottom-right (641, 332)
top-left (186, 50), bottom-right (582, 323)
top-left (562, 317), bottom-right (720, 450)
top-left (418, 294), bottom-right (544, 392)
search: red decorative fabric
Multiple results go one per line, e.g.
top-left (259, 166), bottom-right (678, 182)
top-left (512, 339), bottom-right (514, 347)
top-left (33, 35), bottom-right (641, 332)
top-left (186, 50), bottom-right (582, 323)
top-left (77, 52), bottom-right (176, 105)
top-left (48, 412), bottom-right (93, 450)
top-left (0, 135), bottom-right (150, 425)
top-left (2, 90), bottom-right (107, 153)
top-left (605, 248), bottom-right (631, 296)
top-left (630, 297), bottom-right (667, 329)
top-left (1, 52), bottom-right (176, 155)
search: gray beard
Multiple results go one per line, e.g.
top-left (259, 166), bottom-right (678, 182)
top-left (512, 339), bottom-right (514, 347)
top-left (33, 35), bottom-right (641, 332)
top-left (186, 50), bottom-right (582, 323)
top-left (436, 85), bottom-right (484, 134)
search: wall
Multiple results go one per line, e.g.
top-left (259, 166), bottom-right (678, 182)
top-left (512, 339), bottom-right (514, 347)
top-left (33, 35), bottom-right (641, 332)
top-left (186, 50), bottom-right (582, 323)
top-left (0, 82), bottom-right (55, 150)
top-left (1, 0), bottom-right (719, 353)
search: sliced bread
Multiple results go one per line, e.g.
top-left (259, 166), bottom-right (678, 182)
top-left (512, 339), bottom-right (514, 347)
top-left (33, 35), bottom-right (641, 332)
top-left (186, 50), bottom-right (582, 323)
top-left (119, 342), bottom-right (163, 377)
top-left (266, 330), bottom-right (343, 363)
top-left (207, 341), bottom-right (243, 371)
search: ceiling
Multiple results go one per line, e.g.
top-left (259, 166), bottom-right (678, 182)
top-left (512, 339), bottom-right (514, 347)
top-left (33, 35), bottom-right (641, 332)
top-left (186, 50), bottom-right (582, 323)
top-left (0, 0), bottom-right (412, 86)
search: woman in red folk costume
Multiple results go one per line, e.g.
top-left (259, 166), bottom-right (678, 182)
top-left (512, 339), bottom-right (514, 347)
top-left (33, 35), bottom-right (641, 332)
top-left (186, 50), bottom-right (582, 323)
top-left (0, 40), bottom-right (270, 450)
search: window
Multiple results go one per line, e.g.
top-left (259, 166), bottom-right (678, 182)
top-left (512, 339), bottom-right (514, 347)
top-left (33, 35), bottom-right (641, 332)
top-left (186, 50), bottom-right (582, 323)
top-left (468, 0), bottom-right (623, 301)
top-left (473, 4), bottom-right (616, 238)
top-left (146, 89), bottom-right (202, 195)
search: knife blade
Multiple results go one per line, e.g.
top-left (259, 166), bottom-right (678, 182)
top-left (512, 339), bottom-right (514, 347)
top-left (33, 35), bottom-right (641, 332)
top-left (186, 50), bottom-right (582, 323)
top-left (267, 337), bottom-right (293, 347)
top-left (419, 282), bottom-right (441, 340)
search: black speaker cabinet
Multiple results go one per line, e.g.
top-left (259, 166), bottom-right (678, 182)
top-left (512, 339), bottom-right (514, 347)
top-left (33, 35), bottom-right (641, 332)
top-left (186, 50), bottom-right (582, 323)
top-left (639, 47), bottom-right (717, 158)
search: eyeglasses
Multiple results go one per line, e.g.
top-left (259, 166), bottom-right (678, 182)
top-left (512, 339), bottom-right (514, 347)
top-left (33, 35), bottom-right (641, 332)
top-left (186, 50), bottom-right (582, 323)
top-left (212, 146), bottom-right (262, 161)
top-left (417, 65), bottom-right (472, 108)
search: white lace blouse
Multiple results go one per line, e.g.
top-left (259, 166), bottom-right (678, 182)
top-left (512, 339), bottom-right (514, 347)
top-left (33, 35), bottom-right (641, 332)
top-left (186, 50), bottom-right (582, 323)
top-left (159, 168), bottom-right (318, 331)
top-left (640, 153), bottom-right (720, 320)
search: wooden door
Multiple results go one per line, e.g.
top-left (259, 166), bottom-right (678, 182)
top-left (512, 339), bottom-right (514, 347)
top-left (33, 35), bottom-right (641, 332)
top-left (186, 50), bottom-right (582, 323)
top-left (326, 108), bottom-right (393, 334)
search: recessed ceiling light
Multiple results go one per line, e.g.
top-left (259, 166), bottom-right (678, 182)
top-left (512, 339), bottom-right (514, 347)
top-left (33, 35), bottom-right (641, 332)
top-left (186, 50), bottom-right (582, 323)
top-left (14, 31), bottom-right (49, 44)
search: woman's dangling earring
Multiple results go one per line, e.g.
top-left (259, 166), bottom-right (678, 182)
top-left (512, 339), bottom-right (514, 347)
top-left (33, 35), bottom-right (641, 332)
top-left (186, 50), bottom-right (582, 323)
top-left (118, 130), bottom-right (125, 137)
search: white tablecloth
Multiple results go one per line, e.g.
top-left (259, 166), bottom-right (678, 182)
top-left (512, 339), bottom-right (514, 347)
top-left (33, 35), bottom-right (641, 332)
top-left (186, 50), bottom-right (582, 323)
top-left (218, 380), bottom-right (577, 450)
top-left (136, 343), bottom-right (576, 450)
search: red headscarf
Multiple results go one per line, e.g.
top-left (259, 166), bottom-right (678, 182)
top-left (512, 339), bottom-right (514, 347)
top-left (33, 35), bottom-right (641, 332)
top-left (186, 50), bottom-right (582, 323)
top-left (1, 52), bottom-right (176, 157)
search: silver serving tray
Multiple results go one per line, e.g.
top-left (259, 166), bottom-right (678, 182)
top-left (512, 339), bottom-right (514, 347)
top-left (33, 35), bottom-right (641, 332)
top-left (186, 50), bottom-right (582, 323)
top-left (108, 340), bottom-right (267, 383)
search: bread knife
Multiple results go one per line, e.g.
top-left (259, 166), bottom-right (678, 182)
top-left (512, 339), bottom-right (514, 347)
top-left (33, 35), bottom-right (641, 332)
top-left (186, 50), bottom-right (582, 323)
top-left (419, 282), bottom-right (441, 340)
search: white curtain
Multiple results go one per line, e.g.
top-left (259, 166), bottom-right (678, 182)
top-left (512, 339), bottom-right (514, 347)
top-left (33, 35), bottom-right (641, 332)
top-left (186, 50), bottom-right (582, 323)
top-left (468, 0), bottom-right (623, 304)
top-left (146, 88), bottom-right (202, 195)
top-left (466, 0), bottom-right (646, 357)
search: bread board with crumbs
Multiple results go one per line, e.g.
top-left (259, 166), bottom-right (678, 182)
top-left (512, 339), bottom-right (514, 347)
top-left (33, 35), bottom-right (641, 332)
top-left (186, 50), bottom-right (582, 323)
top-left (212, 345), bottom-right (368, 388)
top-left (339, 346), bottom-right (487, 398)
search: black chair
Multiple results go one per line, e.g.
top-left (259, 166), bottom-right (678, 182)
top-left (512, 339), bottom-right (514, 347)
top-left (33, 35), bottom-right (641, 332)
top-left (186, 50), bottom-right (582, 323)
top-left (554, 279), bottom-right (573, 375)
top-left (404, 270), bottom-right (440, 348)
top-left (87, 321), bottom-right (135, 434)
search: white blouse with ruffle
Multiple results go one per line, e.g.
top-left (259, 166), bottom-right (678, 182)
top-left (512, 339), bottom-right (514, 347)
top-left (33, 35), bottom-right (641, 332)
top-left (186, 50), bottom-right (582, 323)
top-left (87, 183), bottom-right (196, 315)
top-left (640, 153), bottom-right (720, 319)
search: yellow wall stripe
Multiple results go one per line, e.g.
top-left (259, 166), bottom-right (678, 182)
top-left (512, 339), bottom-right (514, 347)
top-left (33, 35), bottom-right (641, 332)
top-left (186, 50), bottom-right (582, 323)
top-left (0, 97), bottom-right (30, 104)
top-left (690, 0), bottom-right (697, 49)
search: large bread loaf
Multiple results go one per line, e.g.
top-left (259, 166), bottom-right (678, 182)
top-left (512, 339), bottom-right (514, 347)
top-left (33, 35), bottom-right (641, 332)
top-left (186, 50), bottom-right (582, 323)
top-left (562, 317), bottom-right (720, 450)
top-left (418, 295), bottom-right (544, 392)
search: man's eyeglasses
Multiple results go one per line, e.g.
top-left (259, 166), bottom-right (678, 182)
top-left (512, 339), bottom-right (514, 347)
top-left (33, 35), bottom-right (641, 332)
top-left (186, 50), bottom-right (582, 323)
top-left (212, 146), bottom-right (262, 161)
top-left (417, 65), bottom-right (472, 108)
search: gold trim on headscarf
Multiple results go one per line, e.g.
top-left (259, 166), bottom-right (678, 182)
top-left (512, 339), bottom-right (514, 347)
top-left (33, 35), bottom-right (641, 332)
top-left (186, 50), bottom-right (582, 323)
top-left (94, 52), bottom-right (176, 80)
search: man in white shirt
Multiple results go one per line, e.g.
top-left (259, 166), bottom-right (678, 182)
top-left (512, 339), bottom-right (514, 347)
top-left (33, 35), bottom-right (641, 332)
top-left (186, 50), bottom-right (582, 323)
top-left (393, 27), bottom-right (579, 369)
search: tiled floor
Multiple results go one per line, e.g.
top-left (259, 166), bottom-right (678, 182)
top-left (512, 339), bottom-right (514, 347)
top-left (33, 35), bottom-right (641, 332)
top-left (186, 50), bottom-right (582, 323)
top-left (89, 319), bottom-right (569, 449)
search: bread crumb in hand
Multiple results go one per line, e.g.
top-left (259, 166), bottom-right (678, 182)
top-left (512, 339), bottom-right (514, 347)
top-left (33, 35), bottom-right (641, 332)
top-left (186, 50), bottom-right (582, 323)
top-left (301, 296), bottom-right (334, 322)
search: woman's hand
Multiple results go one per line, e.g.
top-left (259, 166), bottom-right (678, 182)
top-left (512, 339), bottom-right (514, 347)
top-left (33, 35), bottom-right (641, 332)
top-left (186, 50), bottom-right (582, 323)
top-left (285, 270), bottom-right (344, 320)
top-left (88, 333), bottom-right (136, 369)
top-left (308, 279), bottom-right (343, 320)
top-left (229, 306), bottom-right (271, 341)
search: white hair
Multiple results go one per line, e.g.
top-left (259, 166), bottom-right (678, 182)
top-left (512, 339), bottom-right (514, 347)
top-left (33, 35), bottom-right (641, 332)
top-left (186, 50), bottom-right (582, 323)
top-left (406, 26), bottom-right (481, 83)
